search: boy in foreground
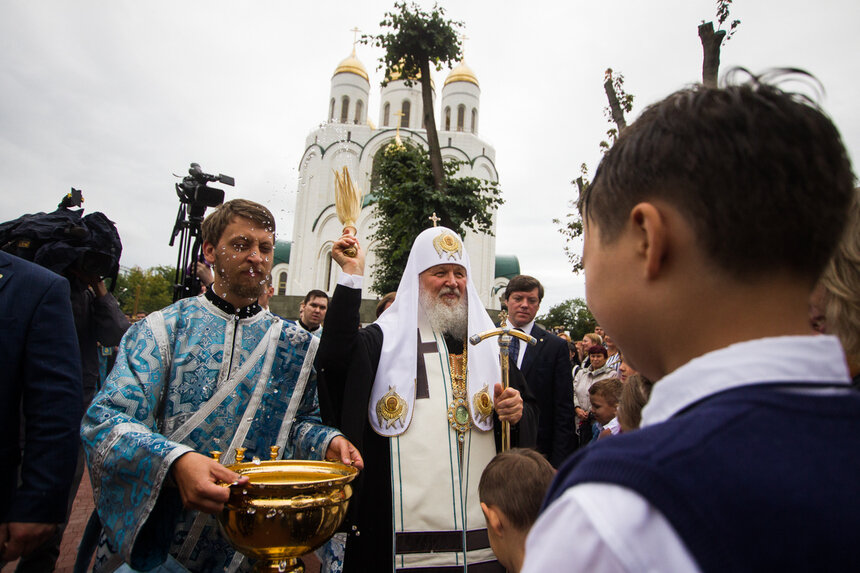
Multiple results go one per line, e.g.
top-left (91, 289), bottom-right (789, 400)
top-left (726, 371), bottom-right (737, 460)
top-left (479, 449), bottom-right (555, 573)
top-left (522, 70), bottom-right (859, 572)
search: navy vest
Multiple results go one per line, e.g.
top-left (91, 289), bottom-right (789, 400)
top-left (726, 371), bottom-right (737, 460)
top-left (545, 383), bottom-right (860, 572)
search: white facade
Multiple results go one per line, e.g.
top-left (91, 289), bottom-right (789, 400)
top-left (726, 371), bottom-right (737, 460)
top-left (284, 51), bottom-right (502, 308)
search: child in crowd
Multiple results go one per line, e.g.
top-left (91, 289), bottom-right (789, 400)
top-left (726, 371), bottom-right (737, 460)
top-left (573, 345), bottom-right (618, 446)
top-left (617, 374), bottom-right (654, 432)
top-left (588, 378), bottom-right (623, 441)
top-left (479, 449), bottom-right (556, 573)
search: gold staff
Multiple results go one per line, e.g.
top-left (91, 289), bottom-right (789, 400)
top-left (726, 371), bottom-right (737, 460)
top-left (333, 166), bottom-right (364, 257)
top-left (469, 310), bottom-right (536, 451)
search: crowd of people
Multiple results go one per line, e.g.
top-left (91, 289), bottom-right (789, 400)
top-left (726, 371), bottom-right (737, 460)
top-left (2, 70), bottom-right (860, 573)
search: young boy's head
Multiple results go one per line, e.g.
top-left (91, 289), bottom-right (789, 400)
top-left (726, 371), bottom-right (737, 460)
top-left (479, 449), bottom-right (555, 573)
top-left (578, 70), bottom-right (855, 381)
top-left (589, 378), bottom-right (623, 425)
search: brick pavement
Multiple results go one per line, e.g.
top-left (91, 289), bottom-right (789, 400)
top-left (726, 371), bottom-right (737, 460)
top-left (1, 468), bottom-right (320, 572)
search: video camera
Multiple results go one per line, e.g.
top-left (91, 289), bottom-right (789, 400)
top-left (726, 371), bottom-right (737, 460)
top-left (175, 163), bottom-right (235, 222)
top-left (170, 162), bottom-right (234, 301)
top-left (0, 188), bottom-right (122, 286)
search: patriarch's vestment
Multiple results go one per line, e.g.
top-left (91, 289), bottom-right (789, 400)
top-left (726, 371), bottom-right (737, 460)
top-left (317, 227), bottom-right (538, 572)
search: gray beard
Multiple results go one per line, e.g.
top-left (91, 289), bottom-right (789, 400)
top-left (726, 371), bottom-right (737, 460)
top-left (419, 285), bottom-right (468, 341)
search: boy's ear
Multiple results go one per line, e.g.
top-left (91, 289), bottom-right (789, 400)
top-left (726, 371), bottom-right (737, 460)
top-left (202, 241), bottom-right (216, 265)
top-left (630, 202), bottom-right (668, 280)
top-left (481, 502), bottom-right (504, 537)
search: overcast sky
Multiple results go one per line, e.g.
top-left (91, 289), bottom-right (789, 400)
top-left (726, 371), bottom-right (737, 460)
top-left (1, 0), bottom-right (858, 309)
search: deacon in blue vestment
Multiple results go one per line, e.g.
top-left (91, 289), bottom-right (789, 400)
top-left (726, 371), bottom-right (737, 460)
top-left (81, 200), bottom-right (362, 573)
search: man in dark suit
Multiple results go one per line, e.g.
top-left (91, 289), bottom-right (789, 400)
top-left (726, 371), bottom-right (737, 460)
top-left (503, 275), bottom-right (576, 467)
top-left (0, 251), bottom-right (82, 565)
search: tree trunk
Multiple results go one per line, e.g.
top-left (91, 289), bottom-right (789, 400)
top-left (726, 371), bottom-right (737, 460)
top-left (698, 21), bottom-right (726, 88)
top-left (419, 60), bottom-right (446, 194)
top-left (603, 76), bottom-right (627, 134)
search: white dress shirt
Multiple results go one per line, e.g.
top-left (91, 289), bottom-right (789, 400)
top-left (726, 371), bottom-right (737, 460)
top-left (522, 335), bottom-right (851, 573)
top-left (505, 318), bottom-right (535, 369)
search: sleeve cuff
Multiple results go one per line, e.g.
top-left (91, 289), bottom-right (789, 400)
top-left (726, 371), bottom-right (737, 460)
top-left (337, 273), bottom-right (364, 290)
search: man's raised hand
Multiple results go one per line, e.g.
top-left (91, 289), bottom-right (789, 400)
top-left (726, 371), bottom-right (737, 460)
top-left (331, 234), bottom-right (364, 276)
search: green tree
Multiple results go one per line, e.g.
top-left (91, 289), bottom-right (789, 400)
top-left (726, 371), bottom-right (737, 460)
top-left (371, 142), bottom-right (502, 294)
top-left (536, 298), bottom-right (596, 342)
top-left (113, 265), bottom-right (174, 315)
top-left (365, 2), bottom-right (462, 202)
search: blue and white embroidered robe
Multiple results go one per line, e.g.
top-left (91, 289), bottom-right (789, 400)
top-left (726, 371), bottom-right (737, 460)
top-left (81, 296), bottom-right (341, 572)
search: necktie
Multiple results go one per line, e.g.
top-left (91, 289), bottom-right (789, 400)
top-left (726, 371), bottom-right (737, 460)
top-left (508, 327), bottom-right (523, 367)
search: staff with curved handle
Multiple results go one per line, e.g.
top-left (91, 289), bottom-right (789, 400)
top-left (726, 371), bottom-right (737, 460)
top-left (469, 317), bottom-right (536, 451)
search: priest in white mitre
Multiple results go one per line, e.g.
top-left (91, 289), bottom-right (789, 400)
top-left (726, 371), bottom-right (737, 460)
top-left (317, 224), bottom-right (539, 572)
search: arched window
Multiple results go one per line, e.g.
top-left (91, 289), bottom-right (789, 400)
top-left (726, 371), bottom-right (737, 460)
top-left (471, 108), bottom-right (477, 133)
top-left (324, 252), bottom-right (334, 291)
top-left (329, 99), bottom-right (335, 122)
top-left (340, 96), bottom-right (350, 123)
top-left (383, 102), bottom-right (390, 127)
top-left (277, 271), bottom-right (287, 296)
top-left (354, 100), bottom-right (364, 124)
top-left (401, 100), bottom-right (411, 128)
top-left (457, 104), bottom-right (465, 131)
top-left (444, 107), bottom-right (451, 131)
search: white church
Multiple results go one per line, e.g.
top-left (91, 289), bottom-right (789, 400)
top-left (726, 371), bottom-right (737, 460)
top-left (272, 46), bottom-right (519, 310)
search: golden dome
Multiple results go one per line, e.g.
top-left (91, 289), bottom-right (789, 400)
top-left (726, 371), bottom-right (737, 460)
top-left (444, 61), bottom-right (479, 87)
top-left (333, 50), bottom-right (369, 82)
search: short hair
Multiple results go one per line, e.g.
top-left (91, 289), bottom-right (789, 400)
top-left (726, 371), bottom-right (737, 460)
top-left (617, 374), bottom-right (655, 431)
top-left (302, 289), bottom-right (329, 304)
top-left (587, 344), bottom-right (608, 358)
top-left (201, 199), bottom-right (276, 246)
top-left (504, 275), bottom-right (544, 302)
top-left (376, 291), bottom-right (396, 318)
top-left (819, 188), bottom-right (860, 361)
top-left (580, 69), bottom-right (855, 285)
top-left (589, 378), bottom-right (623, 406)
top-left (478, 449), bottom-right (555, 531)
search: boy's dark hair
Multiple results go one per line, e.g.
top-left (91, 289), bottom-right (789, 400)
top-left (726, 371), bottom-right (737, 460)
top-left (503, 275), bottom-right (544, 302)
top-left (579, 69), bottom-right (855, 284)
top-left (201, 199), bottom-right (275, 246)
top-left (589, 378), bottom-right (623, 406)
top-left (479, 448), bottom-right (555, 531)
top-left (303, 289), bottom-right (329, 304)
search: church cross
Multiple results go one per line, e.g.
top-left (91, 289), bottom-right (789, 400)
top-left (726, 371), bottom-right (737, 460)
top-left (350, 27), bottom-right (361, 51)
top-left (428, 212), bottom-right (441, 227)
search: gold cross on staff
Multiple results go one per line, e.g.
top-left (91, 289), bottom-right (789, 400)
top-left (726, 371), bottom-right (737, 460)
top-left (428, 212), bottom-right (441, 227)
top-left (350, 27), bottom-right (361, 50)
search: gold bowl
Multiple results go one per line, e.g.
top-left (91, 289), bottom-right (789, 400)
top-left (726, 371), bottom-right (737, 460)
top-left (217, 459), bottom-right (358, 573)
